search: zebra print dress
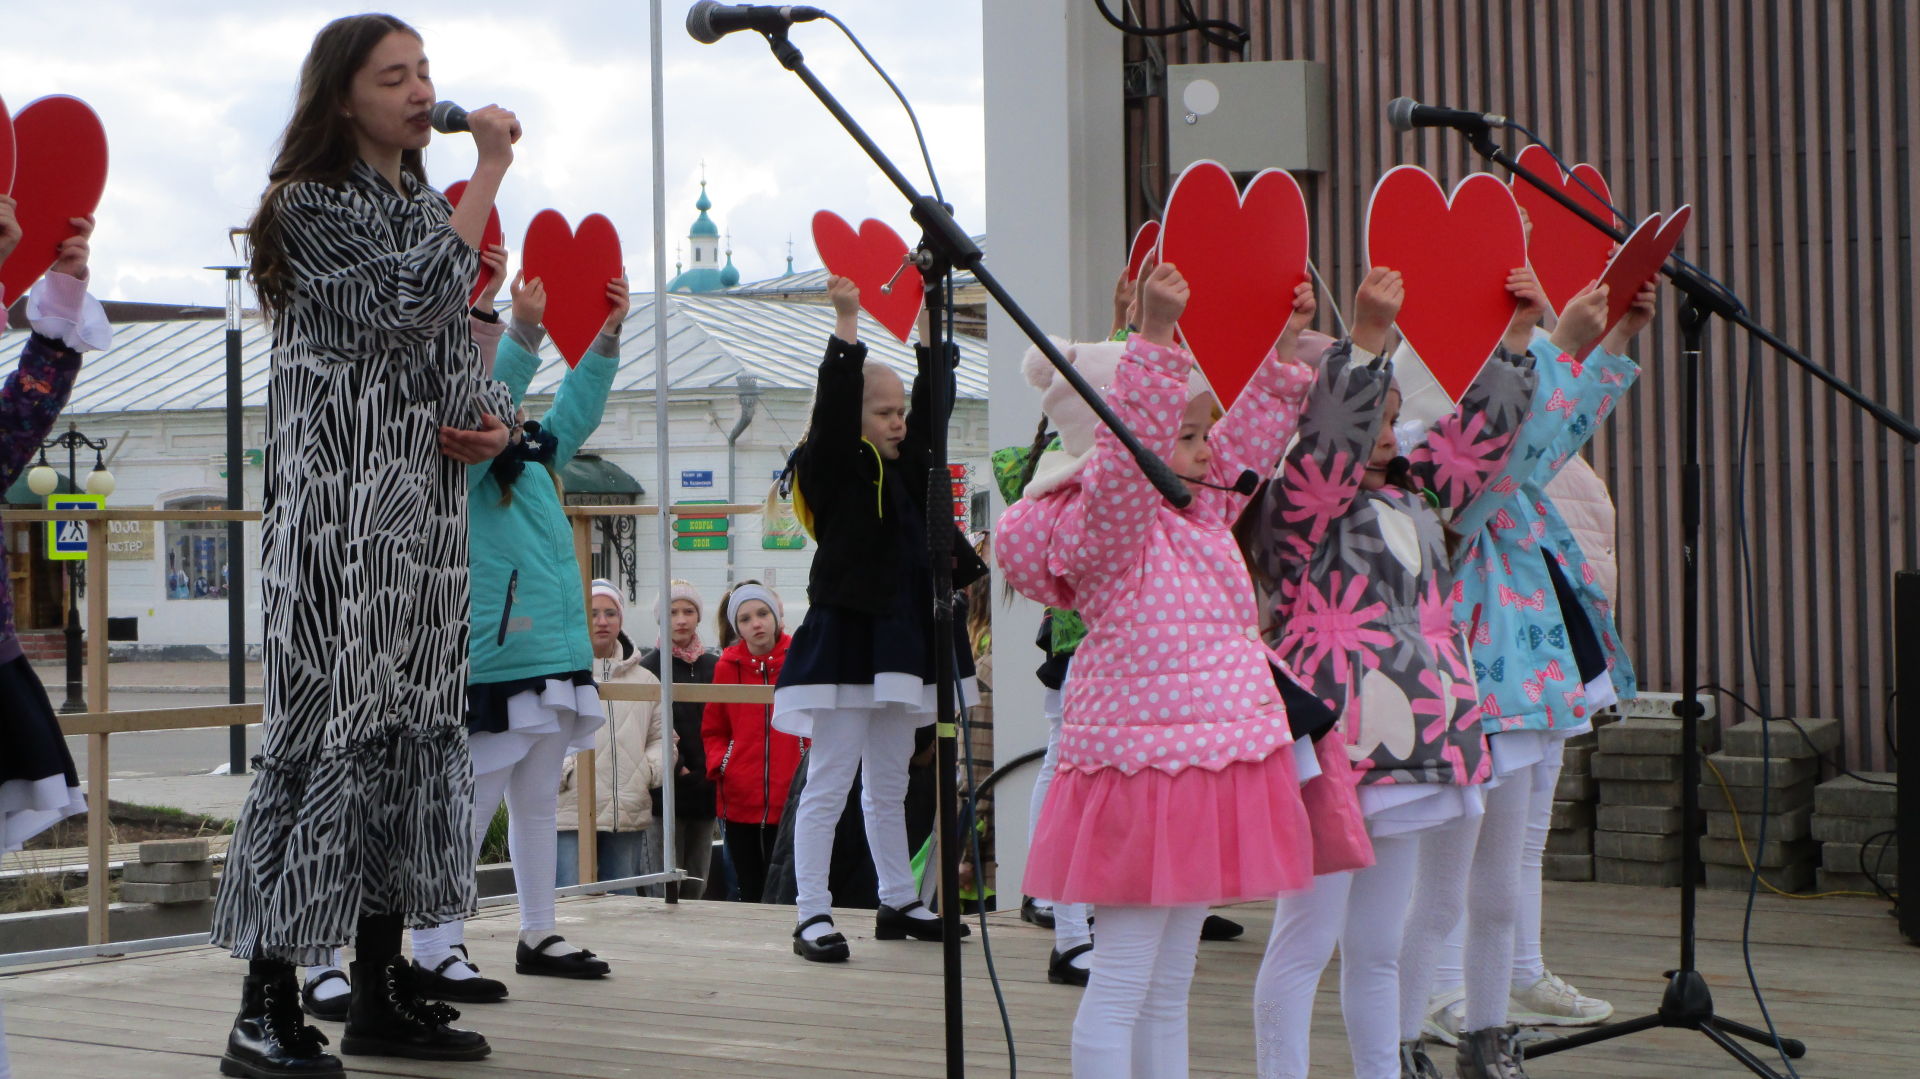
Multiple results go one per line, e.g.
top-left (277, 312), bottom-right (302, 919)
top-left (210, 160), bottom-right (512, 964)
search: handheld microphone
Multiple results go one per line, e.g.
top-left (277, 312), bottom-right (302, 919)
top-left (1386, 96), bottom-right (1508, 134)
top-left (686, 2), bottom-right (826, 44)
top-left (1183, 469), bottom-right (1260, 496)
top-left (430, 100), bottom-right (469, 134)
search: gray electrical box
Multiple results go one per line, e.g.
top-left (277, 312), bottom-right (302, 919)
top-left (1167, 61), bottom-right (1331, 176)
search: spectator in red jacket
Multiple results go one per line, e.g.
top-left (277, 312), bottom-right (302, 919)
top-left (704, 581), bottom-right (802, 903)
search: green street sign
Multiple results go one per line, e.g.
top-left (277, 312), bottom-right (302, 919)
top-left (673, 534), bottom-right (730, 552)
top-left (673, 517), bottom-right (730, 534)
top-left (762, 534), bottom-right (807, 550)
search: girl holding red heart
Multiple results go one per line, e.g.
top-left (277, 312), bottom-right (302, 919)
top-left (773, 275), bottom-right (989, 963)
top-left (209, 14), bottom-right (523, 1077)
top-left (996, 262), bottom-right (1328, 1077)
top-left (0, 204), bottom-right (110, 1079)
top-left (1245, 266), bottom-right (1546, 1079)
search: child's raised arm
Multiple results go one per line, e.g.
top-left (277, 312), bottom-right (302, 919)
top-left (1199, 281), bottom-right (1319, 526)
top-left (829, 274), bottom-right (860, 345)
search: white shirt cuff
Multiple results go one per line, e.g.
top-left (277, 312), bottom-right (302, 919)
top-left (26, 271), bottom-right (114, 353)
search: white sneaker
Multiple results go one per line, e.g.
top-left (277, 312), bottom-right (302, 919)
top-left (1508, 970), bottom-right (1614, 1026)
top-left (1422, 987), bottom-right (1466, 1047)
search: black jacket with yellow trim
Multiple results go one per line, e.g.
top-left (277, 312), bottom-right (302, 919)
top-left (791, 335), bottom-right (986, 616)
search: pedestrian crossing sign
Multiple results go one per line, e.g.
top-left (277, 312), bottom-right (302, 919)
top-left (45, 494), bottom-right (104, 561)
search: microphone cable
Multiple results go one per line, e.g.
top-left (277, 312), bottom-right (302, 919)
top-left (1091, 0), bottom-right (1248, 52)
top-left (819, 14), bottom-right (943, 205)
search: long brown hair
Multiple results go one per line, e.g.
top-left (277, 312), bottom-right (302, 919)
top-left (247, 13), bottom-right (427, 316)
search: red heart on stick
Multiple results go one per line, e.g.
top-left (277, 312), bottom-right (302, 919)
top-left (1366, 166), bottom-right (1526, 403)
top-left (1575, 205), bottom-right (1690, 361)
top-left (1157, 161), bottom-right (1310, 408)
top-left (444, 180), bottom-right (504, 307)
top-left (521, 210), bottom-right (622, 368)
top-left (1, 96), bottom-right (109, 306)
top-left (0, 94), bottom-right (15, 194)
top-left (1125, 219), bottom-right (1160, 282)
top-left (811, 210), bottom-right (921, 343)
top-left (1511, 145), bottom-right (1615, 316)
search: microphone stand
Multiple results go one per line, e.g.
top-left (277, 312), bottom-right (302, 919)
top-left (749, 23), bottom-right (1192, 1078)
top-left (1455, 121), bottom-right (1920, 1078)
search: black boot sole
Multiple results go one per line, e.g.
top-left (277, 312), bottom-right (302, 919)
top-left (1046, 966), bottom-right (1090, 987)
top-left (338, 1036), bottom-right (492, 1061)
top-left (513, 961), bottom-right (609, 979)
top-left (219, 1053), bottom-right (344, 1078)
top-left (792, 937), bottom-right (851, 962)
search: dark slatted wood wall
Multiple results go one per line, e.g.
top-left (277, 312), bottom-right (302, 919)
top-left (1121, 1), bottom-right (1917, 768)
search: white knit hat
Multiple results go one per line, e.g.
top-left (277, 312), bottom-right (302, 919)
top-left (652, 578), bottom-right (702, 624)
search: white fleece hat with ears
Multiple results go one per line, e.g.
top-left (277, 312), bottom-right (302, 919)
top-left (1020, 336), bottom-right (1217, 500)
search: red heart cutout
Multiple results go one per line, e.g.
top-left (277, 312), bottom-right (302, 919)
top-left (1511, 145), bottom-right (1615, 316)
top-left (521, 210), bottom-right (622, 368)
top-left (1575, 205), bottom-right (1690, 361)
top-left (1125, 219), bottom-right (1160, 281)
top-left (811, 210), bottom-right (921, 343)
top-left (1366, 166), bottom-right (1526, 403)
top-left (443, 180), bottom-right (504, 307)
top-left (0, 94), bottom-right (15, 194)
top-left (1157, 161), bottom-right (1309, 408)
top-left (1, 96), bottom-right (109, 306)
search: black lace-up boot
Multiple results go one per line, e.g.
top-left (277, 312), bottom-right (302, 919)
top-left (339, 956), bottom-right (490, 1061)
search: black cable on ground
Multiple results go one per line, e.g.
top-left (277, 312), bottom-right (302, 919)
top-left (955, 658), bottom-right (1017, 1078)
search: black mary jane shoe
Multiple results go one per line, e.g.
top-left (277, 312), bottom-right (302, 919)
top-left (1047, 942), bottom-right (1094, 987)
top-left (410, 949), bottom-right (509, 1003)
top-left (1019, 895), bottom-right (1056, 929)
top-left (875, 900), bottom-right (971, 942)
top-left (222, 970), bottom-right (343, 1077)
top-left (298, 968), bottom-right (351, 1023)
top-left (792, 914), bottom-right (851, 963)
top-left (339, 957), bottom-right (490, 1062)
top-left (515, 934), bottom-right (611, 979)
top-left (1200, 914), bottom-right (1245, 941)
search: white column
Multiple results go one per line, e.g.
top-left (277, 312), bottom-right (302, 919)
top-left (981, 0), bottom-right (1123, 902)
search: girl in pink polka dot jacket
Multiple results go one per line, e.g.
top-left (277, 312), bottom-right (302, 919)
top-left (1243, 266), bottom-right (1546, 1079)
top-left (997, 262), bottom-right (1336, 1078)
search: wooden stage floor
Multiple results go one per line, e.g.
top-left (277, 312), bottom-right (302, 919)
top-left (3, 882), bottom-right (1911, 1077)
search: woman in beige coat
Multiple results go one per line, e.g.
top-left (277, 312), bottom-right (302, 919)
top-left (557, 580), bottom-right (665, 895)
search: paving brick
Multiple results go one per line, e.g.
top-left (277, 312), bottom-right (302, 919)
top-left (1600, 778), bottom-right (1684, 806)
top-left (1821, 839), bottom-right (1900, 877)
top-left (1706, 861), bottom-right (1813, 892)
top-left (1561, 743), bottom-right (1596, 773)
top-left (1597, 717), bottom-right (1686, 756)
top-left (1704, 752), bottom-right (1819, 789)
top-left (1813, 774), bottom-right (1898, 819)
top-left (1549, 800), bottom-right (1594, 831)
top-left (119, 880), bottom-right (212, 905)
top-left (1594, 830), bottom-right (1683, 861)
top-left (1562, 730), bottom-right (1599, 750)
top-left (1545, 827), bottom-right (1592, 855)
top-left (1594, 856), bottom-right (1683, 886)
top-left (1721, 717), bottom-right (1841, 760)
top-left (1542, 853), bottom-right (1593, 882)
top-left (1704, 806), bottom-right (1812, 842)
top-left (1810, 813), bottom-right (1898, 845)
top-left (1817, 868), bottom-right (1896, 895)
top-left (1596, 805), bottom-right (1683, 835)
top-left (138, 839), bottom-right (210, 864)
top-left (1697, 779), bottom-right (1814, 814)
top-left (1555, 772), bottom-right (1595, 802)
top-left (1698, 836), bottom-right (1816, 869)
top-left (1592, 753), bottom-right (1681, 782)
top-left (122, 860), bottom-right (213, 885)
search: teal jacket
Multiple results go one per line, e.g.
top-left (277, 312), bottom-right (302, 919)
top-left (467, 322), bottom-right (618, 686)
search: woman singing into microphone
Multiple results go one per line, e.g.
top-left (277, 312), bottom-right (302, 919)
top-left (209, 14), bottom-right (519, 1077)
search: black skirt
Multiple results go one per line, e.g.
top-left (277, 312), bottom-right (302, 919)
top-left (1, 655), bottom-right (87, 851)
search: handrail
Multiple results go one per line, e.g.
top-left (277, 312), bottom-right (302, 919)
top-left (3, 500), bottom-right (780, 944)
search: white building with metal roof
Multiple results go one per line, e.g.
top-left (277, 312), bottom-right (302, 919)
top-left (1, 293), bottom-right (991, 652)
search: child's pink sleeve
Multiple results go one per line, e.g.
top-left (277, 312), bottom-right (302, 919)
top-left (1195, 349), bottom-right (1316, 526)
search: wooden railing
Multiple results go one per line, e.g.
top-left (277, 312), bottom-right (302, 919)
top-left (0, 503), bottom-right (774, 944)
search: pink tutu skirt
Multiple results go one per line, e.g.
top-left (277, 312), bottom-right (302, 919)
top-left (1300, 735), bottom-right (1375, 877)
top-left (1024, 748), bottom-right (1320, 907)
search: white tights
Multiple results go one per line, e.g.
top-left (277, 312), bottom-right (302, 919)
top-left (413, 727), bottom-right (573, 960)
top-left (1254, 833), bottom-right (1420, 1079)
top-left (1401, 773), bottom-right (1532, 1037)
top-left (1, 996), bottom-right (10, 1079)
top-left (1028, 689), bottom-right (1091, 945)
top-left (1071, 904), bottom-right (1207, 1078)
top-left (1432, 748), bottom-right (1565, 996)
top-left (793, 705), bottom-right (920, 921)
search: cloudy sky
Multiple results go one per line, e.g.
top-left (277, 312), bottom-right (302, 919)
top-left (0, 1), bottom-right (985, 306)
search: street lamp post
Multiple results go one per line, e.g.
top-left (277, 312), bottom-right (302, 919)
top-left (29, 427), bottom-right (113, 714)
